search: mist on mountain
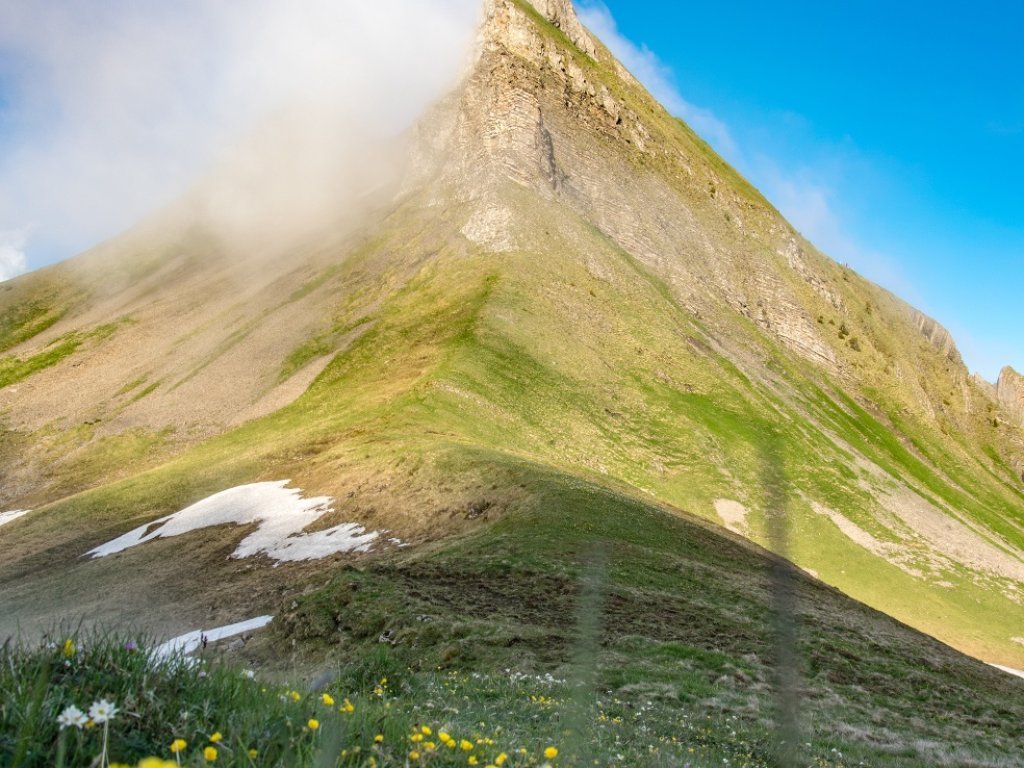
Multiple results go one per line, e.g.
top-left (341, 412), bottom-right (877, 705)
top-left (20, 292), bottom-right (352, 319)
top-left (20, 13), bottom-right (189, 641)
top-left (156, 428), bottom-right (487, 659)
top-left (0, 0), bottom-right (481, 278)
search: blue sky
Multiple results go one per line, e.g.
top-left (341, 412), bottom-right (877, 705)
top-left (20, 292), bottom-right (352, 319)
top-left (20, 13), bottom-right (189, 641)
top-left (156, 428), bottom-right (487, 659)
top-left (579, 0), bottom-right (1023, 381)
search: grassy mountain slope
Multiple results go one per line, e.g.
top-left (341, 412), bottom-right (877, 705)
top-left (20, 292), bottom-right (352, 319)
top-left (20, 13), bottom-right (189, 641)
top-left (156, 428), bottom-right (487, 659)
top-left (1, 1), bottom-right (1023, 760)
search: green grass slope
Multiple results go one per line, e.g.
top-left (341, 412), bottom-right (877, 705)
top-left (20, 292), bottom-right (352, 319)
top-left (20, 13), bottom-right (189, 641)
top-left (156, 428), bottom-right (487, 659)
top-left (5, 453), bottom-right (1023, 767)
top-left (1, 2), bottom-right (1023, 762)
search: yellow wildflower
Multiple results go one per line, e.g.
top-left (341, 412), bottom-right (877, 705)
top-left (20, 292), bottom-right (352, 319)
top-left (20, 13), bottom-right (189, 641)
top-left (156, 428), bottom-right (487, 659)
top-left (544, 746), bottom-right (558, 759)
top-left (62, 639), bottom-right (75, 658)
top-left (439, 732), bottom-right (452, 744)
top-left (339, 698), bottom-right (355, 713)
top-left (289, 691), bottom-right (301, 702)
top-left (421, 725), bottom-right (432, 736)
top-left (203, 746), bottom-right (218, 762)
top-left (139, 759), bottom-right (177, 768)
top-left (411, 733), bottom-right (424, 743)
top-left (321, 693), bottom-right (335, 706)
top-left (496, 753), bottom-right (508, 765)
top-left (425, 741), bottom-right (436, 752)
top-left (374, 734), bottom-right (384, 743)
top-left (170, 739), bottom-right (187, 754)
top-left (248, 749), bottom-right (258, 759)
top-left (460, 739), bottom-right (474, 751)
top-left (308, 719), bottom-right (320, 731)
top-left (468, 757), bottom-right (479, 766)
top-left (209, 732), bottom-right (222, 744)
top-left (409, 751), bottom-right (421, 761)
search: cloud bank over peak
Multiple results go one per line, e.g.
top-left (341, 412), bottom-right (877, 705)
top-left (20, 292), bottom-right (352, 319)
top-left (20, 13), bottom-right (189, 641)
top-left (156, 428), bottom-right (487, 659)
top-left (0, 0), bottom-right (482, 278)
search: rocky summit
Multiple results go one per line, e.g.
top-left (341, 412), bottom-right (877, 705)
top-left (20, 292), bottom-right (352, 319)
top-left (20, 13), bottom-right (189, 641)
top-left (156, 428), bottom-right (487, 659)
top-left (1, 2), bottom-right (1023, 765)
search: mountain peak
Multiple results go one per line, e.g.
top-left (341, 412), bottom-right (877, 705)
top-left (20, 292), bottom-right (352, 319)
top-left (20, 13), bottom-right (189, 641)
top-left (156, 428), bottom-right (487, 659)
top-left (482, 0), bottom-right (597, 58)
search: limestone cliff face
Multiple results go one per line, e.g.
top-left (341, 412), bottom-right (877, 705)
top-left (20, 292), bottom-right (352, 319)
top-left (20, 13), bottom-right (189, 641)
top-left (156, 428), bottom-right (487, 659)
top-left (998, 367), bottom-right (1024, 427)
top-left (909, 308), bottom-right (963, 364)
top-left (412, 0), bottom-right (842, 373)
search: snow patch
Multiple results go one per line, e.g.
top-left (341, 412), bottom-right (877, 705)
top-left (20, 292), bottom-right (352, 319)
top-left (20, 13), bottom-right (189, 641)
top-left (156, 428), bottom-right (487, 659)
top-left (87, 481), bottom-right (378, 563)
top-left (988, 663), bottom-right (1024, 681)
top-left (714, 499), bottom-right (747, 535)
top-left (0, 509), bottom-right (31, 528)
top-left (154, 615), bottom-right (274, 659)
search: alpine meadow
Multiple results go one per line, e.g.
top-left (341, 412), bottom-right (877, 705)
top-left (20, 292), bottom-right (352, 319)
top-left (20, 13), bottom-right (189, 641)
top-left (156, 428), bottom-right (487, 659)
top-left (1, 2), bottom-right (1023, 767)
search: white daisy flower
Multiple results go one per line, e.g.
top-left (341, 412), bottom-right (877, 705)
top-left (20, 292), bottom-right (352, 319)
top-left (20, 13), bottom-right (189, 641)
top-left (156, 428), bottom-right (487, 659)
top-left (57, 704), bottom-right (87, 730)
top-left (87, 699), bottom-right (118, 724)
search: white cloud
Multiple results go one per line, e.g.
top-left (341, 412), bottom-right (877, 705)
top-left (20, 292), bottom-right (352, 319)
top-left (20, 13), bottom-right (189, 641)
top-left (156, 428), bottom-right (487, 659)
top-left (0, 229), bottom-right (28, 282)
top-left (577, 1), bottom-right (739, 161)
top-left (752, 160), bottom-right (919, 302)
top-left (0, 0), bottom-right (481, 271)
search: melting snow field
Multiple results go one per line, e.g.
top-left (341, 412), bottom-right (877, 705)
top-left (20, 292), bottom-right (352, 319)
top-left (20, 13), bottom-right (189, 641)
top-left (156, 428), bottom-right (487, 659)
top-left (154, 615), bottom-right (274, 659)
top-left (0, 509), bottom-right (31, 528)
top-left (989, 663), bottom-right (1024, 681)
top-left (88, 481), bottom-right (378, 563)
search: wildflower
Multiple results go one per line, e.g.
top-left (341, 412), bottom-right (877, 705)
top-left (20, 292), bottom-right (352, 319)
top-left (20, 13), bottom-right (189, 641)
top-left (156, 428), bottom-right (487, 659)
top-left (248, 749), bottom-right (258, 759)
top-left (139, 759), bottom-right (178, 768)
top-left (125, 640), bottom-right (138, 653)
top-left (242, 670), bottom-right (256, 680)
top-left (411, 733), bottom-right (424, 743)
top-left (439, 732), bottom-right (452, 744)
top-left (496, 753), bottom-right (508, 765)
top-left (409, 751), bottom-right (421, 761)
top-left (425, 741), bottom-right (436, 752)
top-left (210, 732), bottom-right (223, 743)
top-left (88, 699), bottom-right (118, 724)
top-left (422, 725), bottom-right (432, 736)
top-left (469, 757), bottom-right (479, 766)
top-left (57, 705), bottom-right (87, 730)
top-left (461, 739), bottom-right (474, 751)
top-left (289, 690), bottom-right (301, 702)
top-left (321, 693), bottom-right (335, 706)
top-left (339, 698), bottom-right (355, 713)
top-left (204, 746), bottom-right (218, 762)
top-left (544, 746), bottom-right (559, 759)
top-left (308, 719), bottom-right (320, 731)
top-left (374, 734), bottom-right (384, 743)
top-left (170, 739), bottom-right (188, 753)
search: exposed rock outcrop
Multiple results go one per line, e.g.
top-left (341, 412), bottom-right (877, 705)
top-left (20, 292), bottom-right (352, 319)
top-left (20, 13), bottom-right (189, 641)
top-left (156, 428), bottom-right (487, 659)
top-left (909, 308), bottom-right (962, 364)
top-left (521, 0), bottom-right (597, 57)
top-left (998, 366), bottom-right (1024, 428)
